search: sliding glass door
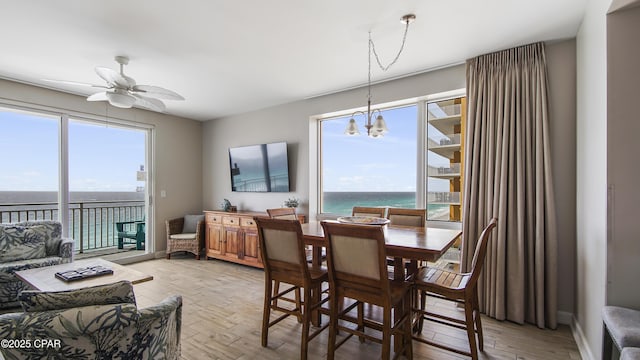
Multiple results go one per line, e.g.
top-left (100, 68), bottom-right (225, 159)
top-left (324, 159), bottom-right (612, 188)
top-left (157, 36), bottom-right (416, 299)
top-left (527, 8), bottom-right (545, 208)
top-left (69, 119), bottom-right (148, 253)
top-left (0, 105), bottom-right (152, 256)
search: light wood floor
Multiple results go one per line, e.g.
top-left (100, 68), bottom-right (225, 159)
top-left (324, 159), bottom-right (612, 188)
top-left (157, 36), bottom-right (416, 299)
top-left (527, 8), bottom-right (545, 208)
top-left (127, 255), bottom-right (581, 360)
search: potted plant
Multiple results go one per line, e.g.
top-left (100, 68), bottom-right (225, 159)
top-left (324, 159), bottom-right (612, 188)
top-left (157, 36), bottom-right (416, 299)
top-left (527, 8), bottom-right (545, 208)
top-left (221, 199), bottom-right (237, 212)
top-left (283, 197), bottom-right (299, 211)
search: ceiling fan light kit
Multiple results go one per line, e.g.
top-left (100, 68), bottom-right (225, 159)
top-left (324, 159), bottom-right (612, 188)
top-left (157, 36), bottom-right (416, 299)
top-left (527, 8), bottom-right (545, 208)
top-left (47, 55), bottom-right (184, 112)
top-left (105, 89), bottom-right (136, 108)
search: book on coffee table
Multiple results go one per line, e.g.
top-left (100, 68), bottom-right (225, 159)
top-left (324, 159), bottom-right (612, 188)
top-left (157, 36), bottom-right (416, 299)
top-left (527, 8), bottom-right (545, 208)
top-left (55, 265), bottom-right (114, 282)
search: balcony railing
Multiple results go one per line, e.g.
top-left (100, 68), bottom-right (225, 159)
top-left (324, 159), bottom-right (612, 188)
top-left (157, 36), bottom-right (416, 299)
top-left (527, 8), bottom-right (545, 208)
top-left (0, 200), bottom-right (145, 254)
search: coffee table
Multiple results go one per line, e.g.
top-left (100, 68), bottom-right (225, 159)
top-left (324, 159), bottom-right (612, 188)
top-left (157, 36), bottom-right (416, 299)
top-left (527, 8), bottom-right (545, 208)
top-left (15, 258), bottom-right (153, 292)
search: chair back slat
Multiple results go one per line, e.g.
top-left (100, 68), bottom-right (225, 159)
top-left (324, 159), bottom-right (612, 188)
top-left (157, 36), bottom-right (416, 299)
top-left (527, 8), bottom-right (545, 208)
top-left (469, 218), bottom-right (498, 286)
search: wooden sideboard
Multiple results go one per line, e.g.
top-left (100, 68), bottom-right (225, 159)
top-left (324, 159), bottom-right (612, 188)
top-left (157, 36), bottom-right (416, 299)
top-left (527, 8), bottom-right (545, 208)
top-left (204, 210), bottom-right (268, 268)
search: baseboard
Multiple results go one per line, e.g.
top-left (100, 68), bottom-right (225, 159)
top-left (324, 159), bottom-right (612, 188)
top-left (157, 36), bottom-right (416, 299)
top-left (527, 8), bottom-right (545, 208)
top-left (557, 310), bottom-right (573, 325)
top-left (570, 314), bottom-right (596, 360)
top-left (111, 252), bottom-right (157, 265)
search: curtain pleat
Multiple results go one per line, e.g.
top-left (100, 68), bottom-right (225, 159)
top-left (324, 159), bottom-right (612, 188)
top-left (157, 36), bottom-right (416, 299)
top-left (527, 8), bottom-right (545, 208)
top-left (462, 42), bottom-right (558, 329)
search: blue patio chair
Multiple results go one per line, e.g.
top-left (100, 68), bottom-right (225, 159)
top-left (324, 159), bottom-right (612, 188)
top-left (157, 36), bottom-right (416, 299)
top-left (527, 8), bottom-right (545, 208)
top-left (116, 220), bottom-right (145, 250)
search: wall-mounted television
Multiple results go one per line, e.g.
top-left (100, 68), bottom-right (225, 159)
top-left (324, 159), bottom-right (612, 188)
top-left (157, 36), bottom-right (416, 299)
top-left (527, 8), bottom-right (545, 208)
top-left (229, 141), bottom-right (290, 192)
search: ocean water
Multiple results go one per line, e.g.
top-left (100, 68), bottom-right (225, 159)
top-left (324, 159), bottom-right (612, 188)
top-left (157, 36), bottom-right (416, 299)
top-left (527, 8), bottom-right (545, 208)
top-left (0, 191), bottom-right (144, 204)
top-left (322, 191), bottom-right (448, 218)
top-left (0, 191), bottom-right (145, 251)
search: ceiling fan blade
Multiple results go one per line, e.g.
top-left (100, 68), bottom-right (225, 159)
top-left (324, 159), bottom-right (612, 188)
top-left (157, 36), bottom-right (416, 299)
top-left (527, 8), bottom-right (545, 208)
top-left (132, 85), bottom-right (185, 100)
top-left (132, 94), bottom-right (166, 112)
top-left (87, 92), bottom-right (109, 102)
top-left (95, 67), bottom-right (131, 88)
top-left (42, 79), bottom-right (108, 88)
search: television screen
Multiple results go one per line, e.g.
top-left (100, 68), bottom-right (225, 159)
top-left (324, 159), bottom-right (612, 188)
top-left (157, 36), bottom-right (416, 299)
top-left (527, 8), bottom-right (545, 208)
top-left (229, 142), bottom-right (290, 192)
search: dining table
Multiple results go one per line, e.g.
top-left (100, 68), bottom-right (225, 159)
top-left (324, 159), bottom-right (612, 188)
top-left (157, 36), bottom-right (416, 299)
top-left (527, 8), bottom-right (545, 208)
top-left (302, 220), bottom-right (462, 276)
top-left (300, 220), bottom-right (462, 325)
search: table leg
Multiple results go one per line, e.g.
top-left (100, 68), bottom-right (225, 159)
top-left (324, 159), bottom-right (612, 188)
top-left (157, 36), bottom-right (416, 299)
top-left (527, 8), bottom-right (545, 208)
top-left (393, 258), bottom-right (420, 356)
top-left (393, 256), bottom-right (404, 281)
top-left (310, 244), bottom-right (323, 326)
top-left (393, 257), bottom-right (406, 355)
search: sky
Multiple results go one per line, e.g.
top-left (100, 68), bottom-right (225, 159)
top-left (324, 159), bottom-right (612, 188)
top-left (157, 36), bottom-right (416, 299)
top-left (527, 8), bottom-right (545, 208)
top-left (1, 103), bottom-right (451, 194)
top-left (0, 109), bottom-right (145, 192)
top-left (321, 103), bottom-right (452, 193)
top-left (322, 105), bottom-right (419, 192)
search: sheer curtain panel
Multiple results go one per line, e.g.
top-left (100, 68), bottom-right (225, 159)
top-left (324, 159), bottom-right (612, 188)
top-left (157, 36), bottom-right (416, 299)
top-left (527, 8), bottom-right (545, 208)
top-left (462, 42), bottom-right (558, 329)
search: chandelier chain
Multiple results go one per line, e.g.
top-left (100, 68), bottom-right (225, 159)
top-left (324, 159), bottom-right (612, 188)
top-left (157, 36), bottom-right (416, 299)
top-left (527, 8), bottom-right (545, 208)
top-left (347, 14), bottom-right (414, 137)
top-left (369, 20), bottom-right (411, 72)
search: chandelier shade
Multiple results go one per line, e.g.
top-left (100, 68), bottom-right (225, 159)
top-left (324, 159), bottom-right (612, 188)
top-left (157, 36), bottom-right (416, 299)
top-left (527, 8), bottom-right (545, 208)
top-left (344, 118), bottom-right (361, 136)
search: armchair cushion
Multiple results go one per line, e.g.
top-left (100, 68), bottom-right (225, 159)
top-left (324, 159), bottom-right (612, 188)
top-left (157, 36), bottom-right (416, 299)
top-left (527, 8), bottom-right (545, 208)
top-left (0, 225), bottom-right (47, 262)
top-left (137, 294), bottom-right (183, 359)
top-left (0, 281), bottom-right (182, 360)
top-left (182, 214), bottom-right (204, 233)
top-left (169, 233), bottom-right (197, 240)
top-left (0, 221), bottom-right (73, 310)
top-left (5, 220), bottom-right (63, 256)
top-left (0, 303), bottom-right (140, 359)
top-left (19, 280), bottom-right (137, 312)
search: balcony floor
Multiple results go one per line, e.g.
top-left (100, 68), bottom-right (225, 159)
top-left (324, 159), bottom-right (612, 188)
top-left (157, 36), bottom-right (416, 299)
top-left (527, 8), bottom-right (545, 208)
top-left (75, 246), bottom-right (145, 262)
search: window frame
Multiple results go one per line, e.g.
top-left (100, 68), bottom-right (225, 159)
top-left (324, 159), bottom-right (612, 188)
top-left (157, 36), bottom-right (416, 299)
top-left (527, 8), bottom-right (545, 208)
top-left (310, 88), bottom-right (465, 230)
top-left (0, 100), bottom-right (156, 252)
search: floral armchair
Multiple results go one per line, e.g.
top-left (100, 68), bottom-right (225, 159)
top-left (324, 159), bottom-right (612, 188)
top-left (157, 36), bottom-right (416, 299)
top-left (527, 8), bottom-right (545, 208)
top-left (0, 221), bottom-right (74, 309)
top-left (0, 280), bottom-right (182, 359)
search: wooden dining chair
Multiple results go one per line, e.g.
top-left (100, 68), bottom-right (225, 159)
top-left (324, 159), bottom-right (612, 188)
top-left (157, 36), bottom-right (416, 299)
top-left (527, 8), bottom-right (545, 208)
top-left (412, 217), bottom-right (497, 360)
top-left (385, 208), bottom-right (426, 268)
top-left (267, 207), bottom-right (310, 299)
top-left (268, 207), bottom-right (316, 261)
top-left (386, 208), bottom-right (426, 227)
top-left (254, 217), bottom-right (329, 360)
top-left (352, 206), bottom-right (387, 218)
top-left (266, 207), bottom-right (298, 220)
top-left (322, 221), bottom-right (413, 360)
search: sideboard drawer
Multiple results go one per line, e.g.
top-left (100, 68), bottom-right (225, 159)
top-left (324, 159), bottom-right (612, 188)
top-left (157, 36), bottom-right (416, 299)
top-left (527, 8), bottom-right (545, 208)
top-left (206, 213), bottom-right (222, 223)
top-left (240, 217), bottom-right (257, 228)
top-left (223, 216), bottom-right (240, 226)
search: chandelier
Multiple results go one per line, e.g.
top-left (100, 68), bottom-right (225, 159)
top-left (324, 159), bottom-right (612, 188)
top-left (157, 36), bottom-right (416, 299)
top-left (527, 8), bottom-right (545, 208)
top-left (344, 14), bottom-right (416, 138)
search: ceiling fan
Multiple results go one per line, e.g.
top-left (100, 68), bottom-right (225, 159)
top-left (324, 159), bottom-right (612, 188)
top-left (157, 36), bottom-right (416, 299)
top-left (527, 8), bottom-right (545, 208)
top-left (45, 56), bottom-right (184, 112)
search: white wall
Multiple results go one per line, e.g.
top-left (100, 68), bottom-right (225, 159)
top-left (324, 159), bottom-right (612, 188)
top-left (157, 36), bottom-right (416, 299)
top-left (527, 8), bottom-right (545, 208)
top-left (202, 40), bottom-right (578, 315)
top-left (202, 65), bottom-right (466, 213)
top-left (575, 0), bottom-right (610, 358)
top-left (606, 3), bottom-right (640, 309)
top-left (0, 79), bottom-right (203, 253)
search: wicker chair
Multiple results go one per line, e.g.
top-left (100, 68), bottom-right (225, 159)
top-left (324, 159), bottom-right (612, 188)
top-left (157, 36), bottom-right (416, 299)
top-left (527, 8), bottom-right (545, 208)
top-left (166, 215), bottom-right (205, 260)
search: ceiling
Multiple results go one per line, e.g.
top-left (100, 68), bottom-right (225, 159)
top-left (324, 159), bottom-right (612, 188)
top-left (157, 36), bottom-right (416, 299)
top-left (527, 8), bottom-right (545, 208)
top-left (0, 0), bottom-right (587, 121)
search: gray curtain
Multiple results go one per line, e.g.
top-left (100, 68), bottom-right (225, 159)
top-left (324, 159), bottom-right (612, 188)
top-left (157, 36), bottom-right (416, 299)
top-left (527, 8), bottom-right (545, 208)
top-left (462, 42), bottom-right (558, 329)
